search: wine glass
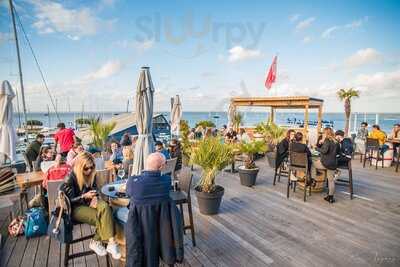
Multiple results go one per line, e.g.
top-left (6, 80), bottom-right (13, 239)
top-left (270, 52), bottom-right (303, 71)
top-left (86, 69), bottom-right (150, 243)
top-left (117, 168), bottom-right (125, 181)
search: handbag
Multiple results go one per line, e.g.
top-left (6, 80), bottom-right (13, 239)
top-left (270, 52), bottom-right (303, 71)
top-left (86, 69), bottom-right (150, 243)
top-left (47, 190), bottom-right (73, 243)
top-left (24, 207), bottom-right (48, 238)
top-left (8, 216), bottom-right (25, 237)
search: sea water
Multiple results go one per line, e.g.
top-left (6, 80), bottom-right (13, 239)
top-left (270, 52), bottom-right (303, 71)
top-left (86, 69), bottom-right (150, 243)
top-left (13, 111), bottom-right (400, 134)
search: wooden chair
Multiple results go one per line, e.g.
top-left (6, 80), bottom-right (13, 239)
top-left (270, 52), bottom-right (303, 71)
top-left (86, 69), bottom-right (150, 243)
top-left (161, 157), bottom-right (178, 178)
top-left (22, 153), bottom-right (32, 172)
top-left (287, 152), bottom-right (311, 202)
top-left (169, 167), bottom-right (196, 246)
top-left (273, 158), bottom-right (288, 185)
top-left (363, 138), bottom-right (383, 170)
top-left (47, 180), bottom-right (65, 215)
top-left (337, 160), bottom-right (354, 199)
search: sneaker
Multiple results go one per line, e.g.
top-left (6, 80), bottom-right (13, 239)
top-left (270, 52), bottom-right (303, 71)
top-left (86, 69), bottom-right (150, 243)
top-left (334, 170), bottom-right (341, 179)
top-left (89, 240), bottom-right (107, 256)
top-left (106, 241), bottom-right (121, 260)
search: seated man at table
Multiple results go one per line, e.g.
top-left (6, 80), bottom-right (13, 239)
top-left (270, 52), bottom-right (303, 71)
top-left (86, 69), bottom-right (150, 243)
top-left (369, 124), bottom-right (389, 153)
top-left (125, 152), bottom-right (183, 267)
top-left (335, 130), bottom-right (353, 167)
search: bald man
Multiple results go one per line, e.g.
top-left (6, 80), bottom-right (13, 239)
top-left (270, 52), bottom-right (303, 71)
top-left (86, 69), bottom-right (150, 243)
top-left (126, 152), bottom-right (171, 205)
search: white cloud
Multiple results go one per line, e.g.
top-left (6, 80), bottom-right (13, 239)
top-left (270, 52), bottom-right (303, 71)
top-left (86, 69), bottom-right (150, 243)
top-left (302, 36), bottom-right (312, 44)
top-left (289, 14), bottom-right (300, 22)
top-left (353, 69), bottom-right (400, 96)
top-left (322, 17), bottom-right (368, 39)
top-left (0, 32), bottom-right (11, 45)
top-left (345, 16), bottom-right (368, 29)
top-left (345, 48), bottom-right (383, 68)
top-left (322, 26), bottom-right (340, 39)
top-left (295, 17), bottom-right (315, 31)
top-left (31, 0), bottom-right (114, 40)
top-left (114, 39), bottom-right (154, 51)
top-left (82, 60), bottom-right (124, 82)
top-left (227, 46), bottom-right (263, 62)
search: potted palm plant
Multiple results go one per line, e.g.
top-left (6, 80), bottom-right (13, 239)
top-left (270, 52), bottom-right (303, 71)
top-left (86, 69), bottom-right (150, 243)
top-left (89, 117), bottom-right (116, 150)
top-left (255, 121), bottom-right (286, 168)
top-left (237, 140), bottom-right (268, 187)
top-left (190, 137), bottom-right (233, 215)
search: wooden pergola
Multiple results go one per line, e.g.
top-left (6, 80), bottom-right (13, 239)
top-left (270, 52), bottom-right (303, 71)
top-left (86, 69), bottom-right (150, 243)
top-left (230, 96), bottom-right (324, 136)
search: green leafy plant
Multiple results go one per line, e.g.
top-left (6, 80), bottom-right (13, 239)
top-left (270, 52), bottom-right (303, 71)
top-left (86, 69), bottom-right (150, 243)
top-left (190, 137), bottom-right (233, 193)
top-left (195, 120), bottom-right (216, 129)
top-left (232, 112), bottom-right (243, 131)
top-left (179, 120), bottom-right (192, 158)
top-left (75, 118), bottom-right (92, 125)
top-left (255, 121), bottom-right (286, 148)
top-left (239, 140), bottom-right (268, 169)
top-left (337, 88), bottom-right (360, 136)
top-left (89, 117), bottom-right (116, 149)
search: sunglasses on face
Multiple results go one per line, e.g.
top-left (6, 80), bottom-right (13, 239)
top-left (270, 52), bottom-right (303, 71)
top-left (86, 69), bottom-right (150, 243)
top-left (83, 165), bottom-right (94, 171)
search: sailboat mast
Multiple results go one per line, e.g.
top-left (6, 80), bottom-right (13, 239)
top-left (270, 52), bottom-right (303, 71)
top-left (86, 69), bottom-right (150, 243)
top-left (9, 0), bottom-right (28, 127)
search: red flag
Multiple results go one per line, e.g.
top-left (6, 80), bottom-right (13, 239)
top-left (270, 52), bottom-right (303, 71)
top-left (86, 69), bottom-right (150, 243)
top-left (265, 56), bottom-right (277, 90)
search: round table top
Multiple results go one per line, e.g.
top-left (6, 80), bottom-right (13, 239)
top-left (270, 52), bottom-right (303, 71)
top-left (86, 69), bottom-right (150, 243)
top-left (101, 179), bottom-right (129, 199)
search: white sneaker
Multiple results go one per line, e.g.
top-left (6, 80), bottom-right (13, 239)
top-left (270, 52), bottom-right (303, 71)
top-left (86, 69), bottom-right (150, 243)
top-left (106, 241), bottom-right (121, 260)
top-left (89, 240), bottom-right (107, 257)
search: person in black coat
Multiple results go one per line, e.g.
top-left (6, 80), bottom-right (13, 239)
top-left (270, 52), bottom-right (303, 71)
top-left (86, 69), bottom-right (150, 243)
top-left (335, 130), bottom-right (353, 167)
top-left (275, 129), bottom-right (296, 170)
top-left (290, 132), bottom-right (312, 172)
top-left (315, 127), bottom-right (340, 203)
top-left (125, 152), bottom-right (184, 267)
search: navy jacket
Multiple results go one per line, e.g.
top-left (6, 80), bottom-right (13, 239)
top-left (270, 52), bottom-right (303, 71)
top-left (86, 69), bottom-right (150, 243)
top-left (125, 171), bottom-right (184, 267)
top-left (276, 138), bottom-right (290, 169)
top-left (317, 139), bottom-right (340, 170)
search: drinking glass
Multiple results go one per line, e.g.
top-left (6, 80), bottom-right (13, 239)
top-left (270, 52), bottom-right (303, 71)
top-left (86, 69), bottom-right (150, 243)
top-left (117, 168), bottom-right (125, 180)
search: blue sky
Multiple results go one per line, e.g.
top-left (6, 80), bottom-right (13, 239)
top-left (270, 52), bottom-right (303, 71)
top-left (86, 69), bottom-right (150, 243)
top-left (1, 0), bottom-right (400, 113)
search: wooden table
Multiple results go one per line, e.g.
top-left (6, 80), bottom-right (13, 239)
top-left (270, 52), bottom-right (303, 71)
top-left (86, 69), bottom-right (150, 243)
top-left (15, 171), bottom-right (44, 212)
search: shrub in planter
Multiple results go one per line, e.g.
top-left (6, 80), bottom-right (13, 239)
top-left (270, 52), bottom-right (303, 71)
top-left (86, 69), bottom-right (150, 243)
top-left (190, 137), bottom-right (233, 215)
top-left (237, 140), bottom-right (268, 187)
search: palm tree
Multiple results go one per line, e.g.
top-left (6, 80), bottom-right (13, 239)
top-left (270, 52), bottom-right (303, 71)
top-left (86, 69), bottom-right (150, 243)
top-left (337, 88), bottom-right (360, 136)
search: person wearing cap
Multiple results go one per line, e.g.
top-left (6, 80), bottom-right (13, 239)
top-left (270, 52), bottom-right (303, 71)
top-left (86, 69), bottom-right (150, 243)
top-left (155, 141), bottom-right (170, 159)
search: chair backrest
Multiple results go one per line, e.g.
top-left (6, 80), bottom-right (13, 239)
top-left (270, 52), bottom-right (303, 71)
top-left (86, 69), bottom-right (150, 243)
top-left (47, 179), bottom-right (64, 214)
top-left (95, 169), bottom-right (112, 189)
top-left (177, 167), bottom-right (193, 196)
top-left (289, 152), bottom-right (308, 170)
top-left (22, 153), bottom-right (32, 172)
top-left (41, 161), bottom-right (55, 173)
top-left (366, 138), bottom-right (380, 149)
top-left (161, 157), bottom-right (178, 177)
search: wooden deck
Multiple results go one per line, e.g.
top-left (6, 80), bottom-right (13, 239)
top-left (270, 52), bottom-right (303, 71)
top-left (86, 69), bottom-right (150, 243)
top-left (1, 157), bottom-right (400, 267)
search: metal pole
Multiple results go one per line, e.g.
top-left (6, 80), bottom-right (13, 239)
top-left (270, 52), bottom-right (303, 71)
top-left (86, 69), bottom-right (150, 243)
top-left (9, 0), bottom-right (28, 127)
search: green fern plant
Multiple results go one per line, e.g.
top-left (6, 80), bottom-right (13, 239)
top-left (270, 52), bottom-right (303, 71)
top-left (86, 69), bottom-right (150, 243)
top-left (190, 137), bottom-right (233, 193)
top-left (89, 117), bottom-right (116, 149)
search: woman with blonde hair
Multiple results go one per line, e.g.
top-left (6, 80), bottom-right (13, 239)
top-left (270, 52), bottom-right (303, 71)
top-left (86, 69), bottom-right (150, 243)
top-left (63, 152), bottom-right (121, 259)
top-left (314, 127), bottom-right (340, 203)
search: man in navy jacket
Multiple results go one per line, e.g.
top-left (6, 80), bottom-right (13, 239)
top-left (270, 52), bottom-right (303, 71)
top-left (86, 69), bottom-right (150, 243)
top-left (125, 152), bottom-right (183, 267)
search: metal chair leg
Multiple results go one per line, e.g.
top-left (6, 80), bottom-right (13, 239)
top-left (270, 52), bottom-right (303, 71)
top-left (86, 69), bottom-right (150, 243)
top-left (349, 167), bottom-right (353, 200)
top-left (64, 243), bottom-right (70, 267)
top-left (187, 201), bottom-right (196, 247)
top-left (273, 167), bottom-right (278, 185)
top-left (287, 171), bottom-right (291, 199)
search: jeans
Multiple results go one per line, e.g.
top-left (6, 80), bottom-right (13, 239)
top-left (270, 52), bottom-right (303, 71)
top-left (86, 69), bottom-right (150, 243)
top-left (72, 200), bottom-right (115, 241)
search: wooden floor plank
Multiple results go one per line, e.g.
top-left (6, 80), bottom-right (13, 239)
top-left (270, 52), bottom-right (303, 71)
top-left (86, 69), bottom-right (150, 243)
top-left (34, 236), bottom-right (50, 267)
top-left (20, 237), bottom-right (40, 267)
top-left (80, 224), bottom-right (98, 266)
top-left (72, 225), bottom-right (86, 267)
top-left (47, 238), bottom-right (61, 267)
top-left (0, 236), bottom-right (17, 266)
top-left (6, 235), bottom-right (28, 267)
